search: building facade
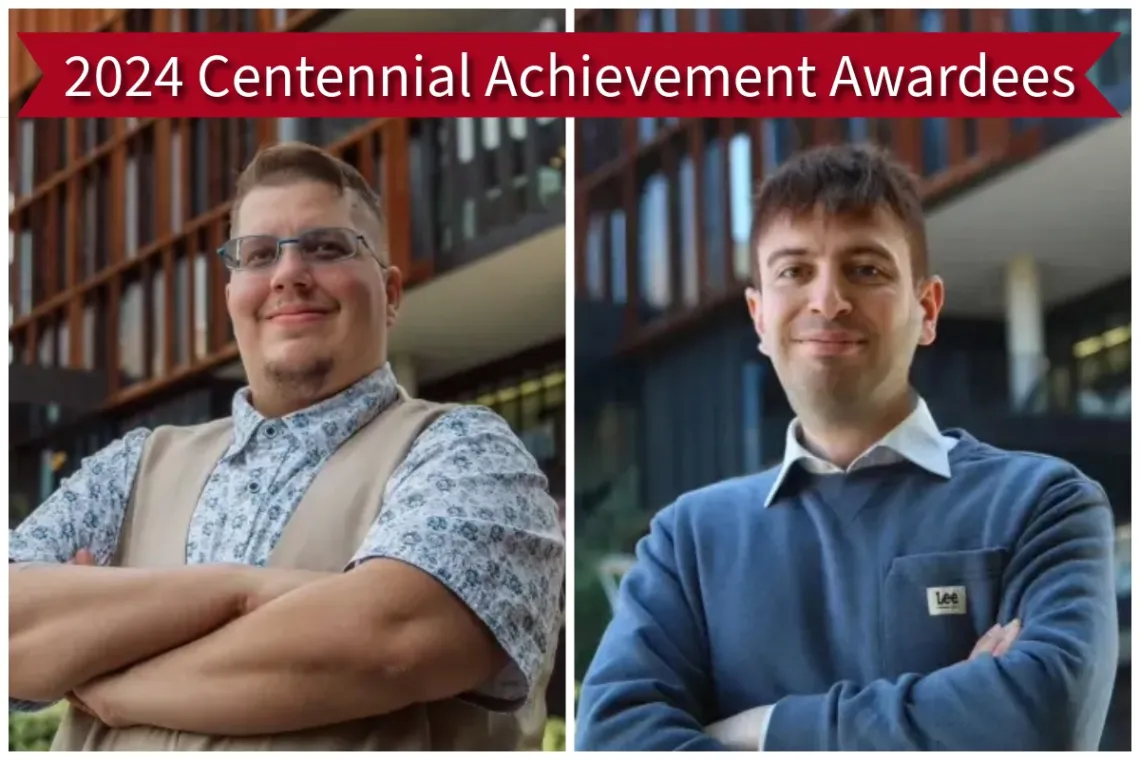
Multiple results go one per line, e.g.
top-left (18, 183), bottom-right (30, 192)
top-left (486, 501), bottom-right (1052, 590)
top-left (574, 8), bottom-right (1130, 748)
top-left (10, 7), bottom-right (567, 716)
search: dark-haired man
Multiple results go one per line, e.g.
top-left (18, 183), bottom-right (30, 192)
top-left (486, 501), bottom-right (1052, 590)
top-left (576, 144), bottom-right (1116, 751)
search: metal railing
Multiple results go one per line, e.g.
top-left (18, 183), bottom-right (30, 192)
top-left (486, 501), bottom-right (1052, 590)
top-left (408, 117), bottom-right (565, 275)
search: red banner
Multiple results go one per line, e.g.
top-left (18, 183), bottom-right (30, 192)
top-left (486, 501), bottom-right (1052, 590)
top-left (18, 32), bottom-right (1120, 119)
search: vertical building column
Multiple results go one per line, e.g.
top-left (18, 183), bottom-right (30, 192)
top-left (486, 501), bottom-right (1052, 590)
top-left (390, 353), bottom-right (418, 397)
top-left (1005, 254), bottom-right (1046, 410)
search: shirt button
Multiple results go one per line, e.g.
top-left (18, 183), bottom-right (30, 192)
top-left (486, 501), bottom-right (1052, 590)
top-left (264, 425), bottom-right (278, 439)
top-left (247, 482), bottom-right (261, 494)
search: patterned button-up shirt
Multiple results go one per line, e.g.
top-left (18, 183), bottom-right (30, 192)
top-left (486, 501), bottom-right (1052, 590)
top-left (10, 364), bottom-right (564, 714)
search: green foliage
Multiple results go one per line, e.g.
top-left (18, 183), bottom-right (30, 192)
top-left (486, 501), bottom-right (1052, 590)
top-left (543, 717), bottom-right (566, 751)
top-left (574, 468), bottom-right (651, 680)
top-left (9, 702), bottom-right (64, 751)
top-left (574, 548), bottom-right (614, 681)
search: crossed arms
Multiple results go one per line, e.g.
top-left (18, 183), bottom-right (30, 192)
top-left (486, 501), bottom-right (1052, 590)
top-left (10, 557), bottom-right (507, 735)
top-left (576, 477), bottom-right (1119, 751)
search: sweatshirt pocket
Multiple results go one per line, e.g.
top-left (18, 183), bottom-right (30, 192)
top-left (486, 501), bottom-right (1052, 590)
top-left (880, 548), bottom-right (1009, 678)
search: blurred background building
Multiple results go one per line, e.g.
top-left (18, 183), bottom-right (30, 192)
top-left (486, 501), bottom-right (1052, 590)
top-left (573, 8), bottom-right (1130, 749)
top-left (8, 7), bottom-right (566, 720)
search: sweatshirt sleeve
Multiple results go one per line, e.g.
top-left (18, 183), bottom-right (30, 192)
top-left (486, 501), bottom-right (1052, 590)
top-left (575, 505), bottom-right (727, 751)
top-left (763, 475), bottom-right (1119, 751)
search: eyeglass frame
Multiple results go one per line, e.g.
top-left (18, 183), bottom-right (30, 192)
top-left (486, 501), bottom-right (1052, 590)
top-left (215, 226), bottom-right (389, 272)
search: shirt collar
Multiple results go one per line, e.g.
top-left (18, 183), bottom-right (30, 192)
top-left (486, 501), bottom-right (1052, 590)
top-left (764, 397), bottom-right (953, 508)
top-left (229, 363), bottom-right (401, 458)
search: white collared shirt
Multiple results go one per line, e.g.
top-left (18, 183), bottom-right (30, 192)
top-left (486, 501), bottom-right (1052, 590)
top-left (764, 397), bottom-right (957, 508)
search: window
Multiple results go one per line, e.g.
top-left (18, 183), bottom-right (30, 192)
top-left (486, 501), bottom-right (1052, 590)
top-left (609, 209), bottom-right (627, 304)
top-left (507, 117), bottom-right (528, 212)
top-left (729, 132), bottom-right (753, 281)
top-left (58, 320), bottom-right (70, 369)
top-left (481, 118), bottom-right (505, 228)
top-left (150, 267), bottom-right (166, 377)
top-left (431, 121), bottom-right (454, 253)
top-left (762, 119), bottom-right (791, 175)
top-left (720, 9), bottom-right (745, 32)
top-left (586, 213), bottom-right (605, 298)
top-left (638, 172), bottom-right (671, 311)
top-left (19, 229), bottom-right (33, 315)
top-left (190, 120), bottom-right (209, 217)
top-left (679, 157), bottom-right (699, 306)
top-left (82, 296), bottom-right (104, 371)
top-left (921, 118), bottom-right (950, 176)
top-left (170, 128), bottom-right (183, 229)
top-left (81, 162), bottom-right (110, 277)
top-left (194, 248), bottom-right (210, 360)
top-left (456, 118), bottom-right (477, 243)
top-left (408, 120), bottom-right (435, 261)
top-left (125, 154), bottom-right (139, 256)
top-left (174, 252), bottom-right (190, 366)
top-left (534, 117), bottom-right (563, 208)
top-left (741, 361), bottom-right (764, 473)
top-left (119, 280), bottom-right (145, 384)
top-left (702, 135), bottom-right (726, 291)
top-left (39, 322), bottom-right (56, 367)
top-left (844, 118), bottom-right (869, 143)
top-left (20, 120), bottom-right (35, 196)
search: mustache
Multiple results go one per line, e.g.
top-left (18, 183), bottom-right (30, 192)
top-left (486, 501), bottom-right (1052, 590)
top-left (791, 318), bottom-right (871, 340)
top-left (259, 299), bottom-right (336, 319)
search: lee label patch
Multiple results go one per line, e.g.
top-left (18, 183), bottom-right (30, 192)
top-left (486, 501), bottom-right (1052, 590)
top-left (927, 586), bottom-right (967, 616)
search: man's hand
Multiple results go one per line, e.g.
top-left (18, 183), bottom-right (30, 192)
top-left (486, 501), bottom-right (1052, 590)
top-left (70, 549), bottom-right (96, 566)
top-left (969, 619), bottom-right (1021, 661)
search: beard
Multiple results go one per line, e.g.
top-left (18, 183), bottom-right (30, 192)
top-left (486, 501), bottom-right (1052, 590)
top-left (775, 346), bottom-right (894, 427)
top-left (264, 355), bottom-right (335, 399)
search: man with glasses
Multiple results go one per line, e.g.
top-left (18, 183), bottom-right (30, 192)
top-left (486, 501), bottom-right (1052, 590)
top-left (10, 142), bottom-right (564, 751)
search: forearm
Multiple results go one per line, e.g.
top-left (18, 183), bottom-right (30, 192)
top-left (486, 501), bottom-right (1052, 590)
top-left (765, 642), bottom-right (1117, 751)
top-left (9, 563), bottom-right (253, 701)
top-left (81, 562), bottom-right (496, 735)
top-left (576, 684), bottom-right (729, 751)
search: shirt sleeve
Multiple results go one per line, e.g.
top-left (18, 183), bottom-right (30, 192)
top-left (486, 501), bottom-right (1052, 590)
top-left (8, 426), bottom-right (151, 714)
top-left (348, 406), bottom-right (565, 710)
top-left (9, 427), bottom-right (150, 567)
top-left (576, 504), bottom-right (727, 751)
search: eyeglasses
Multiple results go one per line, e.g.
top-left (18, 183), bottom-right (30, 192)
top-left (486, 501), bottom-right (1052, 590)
top-left (216, 226), bottom-right (386, 272)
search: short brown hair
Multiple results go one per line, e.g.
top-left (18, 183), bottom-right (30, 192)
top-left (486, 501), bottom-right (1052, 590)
top-left (231, 141), bottom-right (387, 262)
top-left (750, 143), bottom-right (928, 283)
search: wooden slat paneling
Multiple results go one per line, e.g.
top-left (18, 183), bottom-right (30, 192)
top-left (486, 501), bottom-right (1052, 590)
top-left (8, 9), bottom-right (122, 98)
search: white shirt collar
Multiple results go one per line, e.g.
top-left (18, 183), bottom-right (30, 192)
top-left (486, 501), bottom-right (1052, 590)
top-left (764, 397), bottom-right (955, 508)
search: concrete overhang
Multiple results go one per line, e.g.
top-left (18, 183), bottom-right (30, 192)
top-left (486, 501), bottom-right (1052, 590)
top-left (390, 225), bottom-right (566, 384)
top-left (926, 113), bottom-right (1131, 318)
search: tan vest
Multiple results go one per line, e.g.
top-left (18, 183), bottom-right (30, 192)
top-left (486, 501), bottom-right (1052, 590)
top-left (51, 391), bottom-right (556, 751)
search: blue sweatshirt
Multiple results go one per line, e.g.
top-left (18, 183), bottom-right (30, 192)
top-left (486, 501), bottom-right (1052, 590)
top-left (576, 430), bottom-right (1118, 751)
